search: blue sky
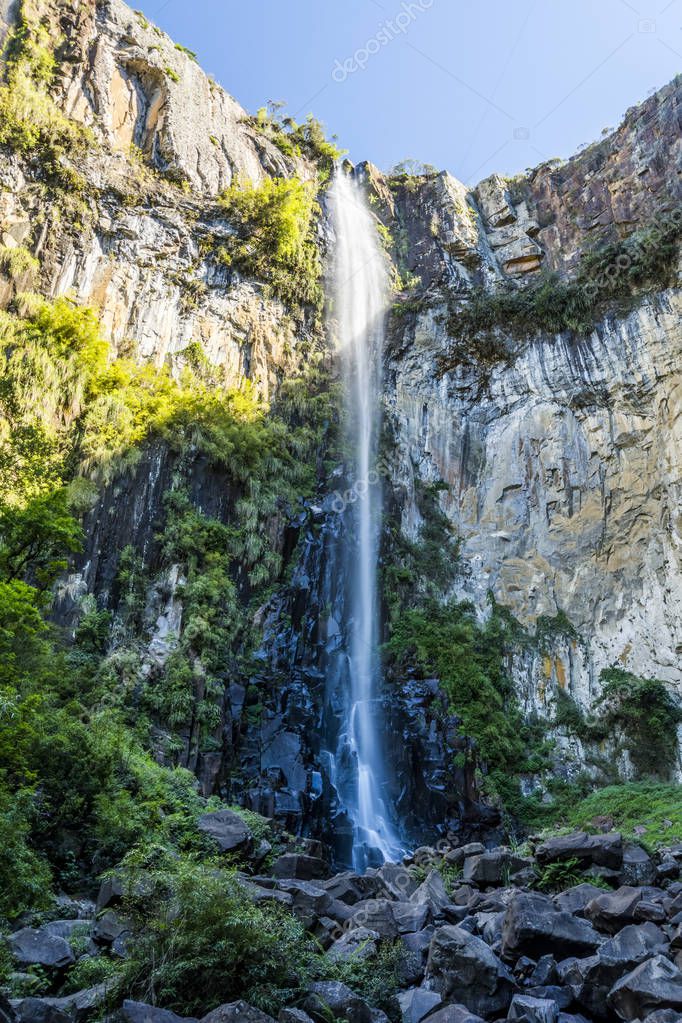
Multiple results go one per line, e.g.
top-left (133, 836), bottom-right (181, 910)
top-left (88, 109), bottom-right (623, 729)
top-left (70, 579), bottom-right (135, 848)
top-left (135, 0), bottom-right (682, 184)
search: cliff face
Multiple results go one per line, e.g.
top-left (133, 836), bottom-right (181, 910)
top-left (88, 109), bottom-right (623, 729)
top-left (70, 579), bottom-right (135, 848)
top-left (0, 0), bottom-right (314, 402)
top-left (1, 0), bottom-right (681, 844)
top-left (372, 79), bottom-right (682, 771)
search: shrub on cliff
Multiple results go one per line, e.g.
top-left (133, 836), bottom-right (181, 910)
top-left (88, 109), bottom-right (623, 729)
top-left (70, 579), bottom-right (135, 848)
top-left (592, 668), bottom-right (682, 780)
top-left (217, 176), bottom-right (323, 311)
top-left (384, 598), bottom-right (546, 805)
top-left (442, 207), bottom-right (682, 372)
top-left (0, 9), bottom-right (92, 204)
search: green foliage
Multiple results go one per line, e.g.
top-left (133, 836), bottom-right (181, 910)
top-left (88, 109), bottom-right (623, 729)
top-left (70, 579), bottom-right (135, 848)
top-left (532, 856), bottom-right (583, 893)
top-left (385, 598), bottom-right (545, 804)
top-left (382, 480), bottom-right (459, 627)
top-left (174, 42), bottom-right (198, 62)
top-left (0, 244), bottom-right (39, 283)
top-left (251, 104), bottom-right (344, 179)
top-left (61, 953), bottom-right (123, 995)
top-left (119, 849), bottom-right (407, 1020)
top-left (0, 295), bottom-right (106, 501)
top-left (567, 782), bottom-right (682, 848)
top-left (0, 488), bottom-right (82, 589)
top-left (592, 668), bottom-right (682, 779)
top-left (442, 208), bottom-right (682, 372)
top-left (0, 8), bottom-right (92, 203)
top-left (164, 67), bottom-right (180, 84)
top-left (328, 942), bottom-right (406, 1022)
top-left (0, 786), bottom-right (52, 920)
top-left (549, 668), bottom-right (682, 782)
top-left (217, 176), bottom-right (323, 312)
top-left (553, 688), bottom-right (586, 732)
top-left (120, 851), bottom-right (319, 1016)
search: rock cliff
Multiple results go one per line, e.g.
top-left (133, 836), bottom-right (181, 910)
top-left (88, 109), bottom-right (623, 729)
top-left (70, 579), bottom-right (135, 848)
top-left (0, 0), bottom-right (680, 849)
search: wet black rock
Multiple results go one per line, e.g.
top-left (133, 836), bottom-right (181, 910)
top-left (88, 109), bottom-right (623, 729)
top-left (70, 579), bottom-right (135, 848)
top-left (508, 993), bottom-right (560, 1023)
top-left (396, 987), bottom-right (441, 1023)
top-left (202, 1005), bottom-right (277, 1023)
top-left (585, 886), bottom-right (647, 934)
top-left (462, 850), bottom-right (533, 887)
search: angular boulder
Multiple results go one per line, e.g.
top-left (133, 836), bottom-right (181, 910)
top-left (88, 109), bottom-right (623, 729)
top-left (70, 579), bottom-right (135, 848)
top-left (568, 923), bottom-right (668, 1017)
top-left (425, 925), bottom-right (516, 1018)
top-left (501, 892), bottom-right (601, 960)
top-left (462, 851), bottom-right (533, 887)
top-left (409, 870), bottom-right (454, 919)
top-left (377, 862), bottom-right (418, 900)
top-left (350, 899), bottom-right (399, 939)
top-left (197, 810), bottom-right (253, 855)
top-left (10, 1002), bottom-right (71, 1023)
top-left (8, 929), bottom-right (75, 970)
top-left (607, 955), bottom-right (682, 1020)
top-left (620, 844), bottom-right (656, 886)
top-left (584, 886), bottom-right (643, 934)
top-left (396, 988), bottom-right (441, 1023)
top-left (201, 1004), bottom-right (276, 1023)
top-left (327, 927), bottom-right (380, 963)
top-left (275, 879), bottom-right (332, 929)
top-left (554, 883), bottom-right (610, 917)
top-left (508, 994), bottom-right (559, 1023)
top-left (535, 832), bottom-right (623, 870)
top-left (123, 1003), bottom-right (198, 1023)
top-left (321, 872), bottom-right (381, 905)
top-left (278, 1011), bottom-right (315, 1023)
top-left (271, 853), bottom-right (330, 881)
top-left (419, 1008), bottom-right (484, 1023)
top-left (392, 901), bottom-right (430, 935)
top-left (303, 981), bottom-right (373, 1023)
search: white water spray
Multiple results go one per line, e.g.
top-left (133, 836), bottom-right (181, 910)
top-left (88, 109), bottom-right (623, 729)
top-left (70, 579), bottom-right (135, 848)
top-left (328, 168), bottom-right (405, 870)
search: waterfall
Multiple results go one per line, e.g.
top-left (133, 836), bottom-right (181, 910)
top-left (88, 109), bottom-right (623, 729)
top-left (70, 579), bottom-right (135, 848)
top-left (328, 168), bottom-right (405, 871)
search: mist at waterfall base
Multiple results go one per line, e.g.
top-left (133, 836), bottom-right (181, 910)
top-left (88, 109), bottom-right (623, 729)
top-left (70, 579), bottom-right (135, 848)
top-left (325, 168), bottom-right (406, 872)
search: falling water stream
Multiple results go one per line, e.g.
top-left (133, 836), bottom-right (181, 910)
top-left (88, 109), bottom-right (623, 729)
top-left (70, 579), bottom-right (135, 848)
top-left (328, 168), bottom-right (406, 871)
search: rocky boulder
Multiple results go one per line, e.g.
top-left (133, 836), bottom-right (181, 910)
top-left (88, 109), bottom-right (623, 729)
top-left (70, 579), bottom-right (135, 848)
top-left (303, 981), bottom-right (373, 1023)
top-left (424, 925), bottom-right (516, 1018)
top-left (201, 1005), bottom-right (277, 1023)
top-left (418, 1008), bottom-right (484, 1023)
top-left (123, 1003), bottom-right (198, 1023)
top-left (349, 899), bottom-right (399, 939)
top-left (584, 886), bottom-right (644, 934)
top-left (508, 994), bottom-right (559, 1023)
top-left (396, 988), bottom-right (441, 1023)
top-left (501, 892), bottom-right (602, 960)
top-left (271, 854), bottom-right (330, 881)
top-left (197, 810), bottom-right (253, 855)
top-left (535, 832), bottom-right (623, 870)
top-left (607, 955), bottom-right (682, 1020)
top-left (563, 923), bottom-right (669, 1017)
top-left (8, 929), bottom-right (75, 970)
top-left (274, 880), bottom-right (332, 929)
top-left (462, 850), bottom-right (533, 887)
